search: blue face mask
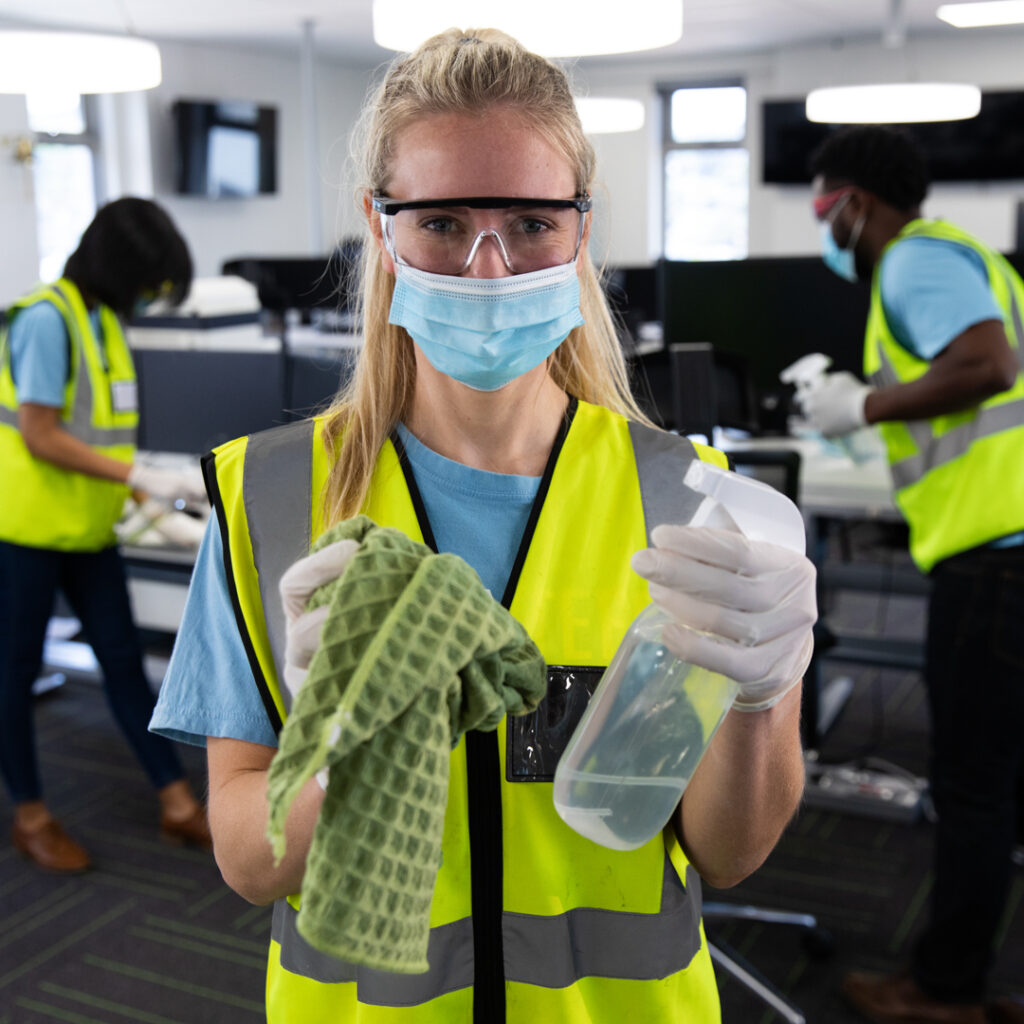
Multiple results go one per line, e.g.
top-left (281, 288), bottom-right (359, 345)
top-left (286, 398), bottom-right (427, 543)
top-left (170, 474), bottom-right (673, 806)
top-left (388, 261), bottom-right (585, 392)
top-left (819, 204), bottom-right (867, 284)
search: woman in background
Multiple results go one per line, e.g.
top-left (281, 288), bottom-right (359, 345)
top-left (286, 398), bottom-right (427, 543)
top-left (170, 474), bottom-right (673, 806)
top-left (0, 197), bottom-right (211, 873)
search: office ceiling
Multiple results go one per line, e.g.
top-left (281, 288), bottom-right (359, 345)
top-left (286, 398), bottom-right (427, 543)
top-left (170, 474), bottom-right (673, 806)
top-left (0, 0), bottom-right (994, 65)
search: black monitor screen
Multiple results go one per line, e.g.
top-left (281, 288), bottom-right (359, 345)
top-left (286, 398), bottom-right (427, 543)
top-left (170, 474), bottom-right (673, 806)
top-left (173, 99), bottom-right (277, 198)
top-left (763, 90), bottom-right (1024, 185)
top-left (135, 349), bottom-right (285, 454)
top-left (659, 256), bottom-right (870, 427)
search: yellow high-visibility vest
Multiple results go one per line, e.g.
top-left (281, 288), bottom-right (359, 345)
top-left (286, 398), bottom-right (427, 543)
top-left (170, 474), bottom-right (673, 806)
top-left (0, 278), bottom-right (136, 551)
top-left (865, 219), bottom-right (1024, 571)
top-left (204, 399), bottom-right (729, 1023)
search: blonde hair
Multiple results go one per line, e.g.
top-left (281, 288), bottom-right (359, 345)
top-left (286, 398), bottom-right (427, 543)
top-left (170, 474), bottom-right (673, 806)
top-left (322, 27), bottom-right (653, 524)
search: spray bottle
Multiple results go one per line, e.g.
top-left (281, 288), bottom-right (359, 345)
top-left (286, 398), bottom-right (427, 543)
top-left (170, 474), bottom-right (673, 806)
top-left (552, 460), bottom-right (806, 852)
top-left (780, 352), bottom-right (879, 463)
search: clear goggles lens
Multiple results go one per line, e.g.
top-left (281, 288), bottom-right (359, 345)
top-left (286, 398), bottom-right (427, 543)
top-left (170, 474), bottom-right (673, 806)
top-left (374, 197), bottom-right (590, 275)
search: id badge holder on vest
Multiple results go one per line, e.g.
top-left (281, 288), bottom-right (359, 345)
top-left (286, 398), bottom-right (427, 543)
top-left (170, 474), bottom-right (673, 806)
top-left (110, 378), bottom-right (138, 414)
top-left (506, 665), bottom-right (604, 782)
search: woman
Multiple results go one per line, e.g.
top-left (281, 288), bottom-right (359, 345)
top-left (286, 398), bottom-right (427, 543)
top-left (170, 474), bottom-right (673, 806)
top-left (151, 29), bottom-right (815, 1022)
top-left (0, 197), bottom-right (211, 873)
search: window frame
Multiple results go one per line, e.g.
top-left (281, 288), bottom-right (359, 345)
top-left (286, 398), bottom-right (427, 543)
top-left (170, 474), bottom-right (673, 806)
top-left (658, 79), bottom-right (750, 261)
top-left (29, 93), bottom-right (103, 281)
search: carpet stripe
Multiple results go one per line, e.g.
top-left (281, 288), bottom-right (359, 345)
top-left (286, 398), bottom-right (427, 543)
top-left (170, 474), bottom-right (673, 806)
top-left (128, 926), bottom-right (266, 968)
top-left (82, 954), bottom-right (265, 1013)
top-left (143, 914), bottom-right (267, 952)
top-left (0, 900), bottom-right (136, 990)
top-left (38, 982), bottom-right (187, 1024)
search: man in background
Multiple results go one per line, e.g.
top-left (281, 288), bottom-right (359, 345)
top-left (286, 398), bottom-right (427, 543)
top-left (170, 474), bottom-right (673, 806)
top-left (801, 125), bottom-right (1024, 1024)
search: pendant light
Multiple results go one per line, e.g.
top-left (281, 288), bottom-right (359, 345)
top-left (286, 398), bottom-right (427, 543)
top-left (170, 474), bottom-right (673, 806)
top-left (0, 30), bottom-right (161, 94)
top-left (937, 1), bottom-right (1024, 27)
top-left (372, 0), bottom-right (683, 57)
top-left (806, 82), bottom-right (981, 123)
top-left (804, 0), bottom-right (979, 124)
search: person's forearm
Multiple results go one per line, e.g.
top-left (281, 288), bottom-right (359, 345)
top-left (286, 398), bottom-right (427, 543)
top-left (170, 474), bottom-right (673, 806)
top-left (207, 750), bottom-right (324, 905)
top-left (674, 683), bottom-right (804, 889)
top-left (865, 319), bottom-right (1017, 425)
top-left (19, 413), bottom-right (131, 483)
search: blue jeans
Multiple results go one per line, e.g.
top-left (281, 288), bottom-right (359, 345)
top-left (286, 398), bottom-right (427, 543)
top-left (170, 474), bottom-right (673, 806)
top-left (0, 540), bottom-right (184, 804)
top-left (912, 543), bottom-right (1024, 1002)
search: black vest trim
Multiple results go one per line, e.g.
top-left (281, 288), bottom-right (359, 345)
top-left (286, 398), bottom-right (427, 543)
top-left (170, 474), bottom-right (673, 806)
top-left (202, 449), bottom-right (284, 735)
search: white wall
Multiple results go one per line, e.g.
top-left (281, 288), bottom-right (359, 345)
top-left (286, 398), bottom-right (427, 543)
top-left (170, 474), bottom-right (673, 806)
top-left (0, 95), bottom-right (40, 305)
top-left (147, 39), bottom-right (374, 278)
top-left (578, 27), bottom-right (1024, 264)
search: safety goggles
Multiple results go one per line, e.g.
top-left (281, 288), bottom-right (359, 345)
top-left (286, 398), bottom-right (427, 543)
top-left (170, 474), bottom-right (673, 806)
top-left (372, 195), bottom-right (592, 275)
top-left (138, 279), bottom-right (176, 304)
top-left (812, 186), bottom-right (854, 222)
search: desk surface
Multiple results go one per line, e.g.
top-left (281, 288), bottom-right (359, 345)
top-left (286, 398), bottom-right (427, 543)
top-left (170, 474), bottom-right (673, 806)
top-left (717, 432), bottom-right (898, 519)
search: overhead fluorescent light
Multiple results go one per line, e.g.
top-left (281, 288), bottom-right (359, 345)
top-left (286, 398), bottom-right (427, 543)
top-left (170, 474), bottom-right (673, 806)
top-left (806, 83), bottom-right (981, 124)
top-left (0, 31), bottom-right (161, 94)
top-left (372, 0), bottom-right (683, 57)
top-left (937, 1), bottom-right (1024, 27)
top-left (575, 98), bottom-right (645, 134)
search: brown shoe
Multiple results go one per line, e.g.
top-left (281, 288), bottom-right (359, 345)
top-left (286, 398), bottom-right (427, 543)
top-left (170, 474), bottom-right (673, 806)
top-left (841, 971), bottom-right (985, 1023)
top-left (990, 996), bottom-right (1024, 1024)
top-left (12, 819), bottom-right (91, 874)
top-left (159, 806), bottom-right (212, 851)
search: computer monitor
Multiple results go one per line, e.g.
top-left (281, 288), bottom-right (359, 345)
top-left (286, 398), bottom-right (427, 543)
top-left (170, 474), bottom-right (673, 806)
top-left (222, 240), bottom-right (362, 315)
top-left (659, 256), bottom-right (870, 429)
top-left (135, 348), bottom-right (286, 455)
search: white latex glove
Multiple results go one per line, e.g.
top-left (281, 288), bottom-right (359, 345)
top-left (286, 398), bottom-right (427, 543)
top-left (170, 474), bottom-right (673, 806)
top-left (797, 371), bottom-right (874, 438)
top-left (278, 539), bottom-right (360, 787)
top-left (631, 524), bottom-right (817, 712)
top-left (127, 463), bottom-right (208, 506)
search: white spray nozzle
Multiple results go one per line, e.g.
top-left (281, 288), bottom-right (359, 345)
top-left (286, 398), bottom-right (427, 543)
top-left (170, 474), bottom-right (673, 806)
top-left (683, 460), bottom-right (805, 555)
top-left (780, 352), bottom-right (832, 392)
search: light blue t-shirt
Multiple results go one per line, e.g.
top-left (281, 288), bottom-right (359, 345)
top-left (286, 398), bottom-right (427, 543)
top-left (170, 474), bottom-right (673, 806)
top-left (149, 424), bottom-right (542, 748)
top-left (7, 301), bottom-right (75, 407)
top-left (879, 236), bottom-right (1002, 360)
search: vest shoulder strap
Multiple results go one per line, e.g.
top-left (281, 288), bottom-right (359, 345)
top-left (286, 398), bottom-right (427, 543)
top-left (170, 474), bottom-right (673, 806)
top-left (628, 420), bottom-right (705, 544)
top-left (241, 419), bottom-right (315, 693)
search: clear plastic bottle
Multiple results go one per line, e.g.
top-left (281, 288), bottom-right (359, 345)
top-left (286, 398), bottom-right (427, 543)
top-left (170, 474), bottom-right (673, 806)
top-left (552, 460), bottom-right (806, 851)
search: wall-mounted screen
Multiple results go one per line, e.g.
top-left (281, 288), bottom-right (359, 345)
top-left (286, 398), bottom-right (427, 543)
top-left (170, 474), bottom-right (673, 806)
top-left (763, 90), bottom-right (1024, 185)
top-left (172, 99), bottom-right (277, 198)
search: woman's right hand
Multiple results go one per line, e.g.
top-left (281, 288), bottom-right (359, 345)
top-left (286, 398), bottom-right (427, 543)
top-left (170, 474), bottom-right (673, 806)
top-left (278, 540), bottom-right (360, 701)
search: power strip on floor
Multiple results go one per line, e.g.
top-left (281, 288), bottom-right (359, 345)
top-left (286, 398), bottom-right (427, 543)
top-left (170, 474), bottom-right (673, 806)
top-left (803, 762), bottom-right (928, 823)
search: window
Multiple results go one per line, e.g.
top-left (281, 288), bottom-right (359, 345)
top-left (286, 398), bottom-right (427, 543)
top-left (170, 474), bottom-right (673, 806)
top-left (662, 84), bottom-right (748, 261)
top-left (27, 93), bottom-right (98, 282)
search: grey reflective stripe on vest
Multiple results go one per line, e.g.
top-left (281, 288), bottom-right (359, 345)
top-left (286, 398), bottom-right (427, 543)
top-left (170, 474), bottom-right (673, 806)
top-left (272, 858), bottom-right (702, 997)
top-left (628, 421), bottom-right (703, 541)
top-left (873, 342), bottom-right (1024, 490)
top-left (242, 420), bottom-right (314, 711)
top-left (503, 860), bottom-right (703, 987)
top-left (272, 902), bottom-right (474, 1001)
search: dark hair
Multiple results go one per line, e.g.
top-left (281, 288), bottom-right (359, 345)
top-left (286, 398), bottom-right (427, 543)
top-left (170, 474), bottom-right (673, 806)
top-left (63, 197), bottom-right (193, 318)
top-left (810, 126), bottom-right (930, 212)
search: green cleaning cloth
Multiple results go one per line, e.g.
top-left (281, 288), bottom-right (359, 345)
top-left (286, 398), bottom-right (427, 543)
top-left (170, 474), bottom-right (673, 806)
top-left (265, 515), bottom-right (547, 974)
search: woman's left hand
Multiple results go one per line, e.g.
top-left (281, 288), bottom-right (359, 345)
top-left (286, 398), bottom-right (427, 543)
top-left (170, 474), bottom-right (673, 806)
top-left (631, 524), bottom-right (817, 712)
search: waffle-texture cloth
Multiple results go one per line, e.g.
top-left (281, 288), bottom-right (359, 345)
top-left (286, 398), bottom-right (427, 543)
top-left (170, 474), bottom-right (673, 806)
top-left (266, 515), bottom-right (547, 973)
